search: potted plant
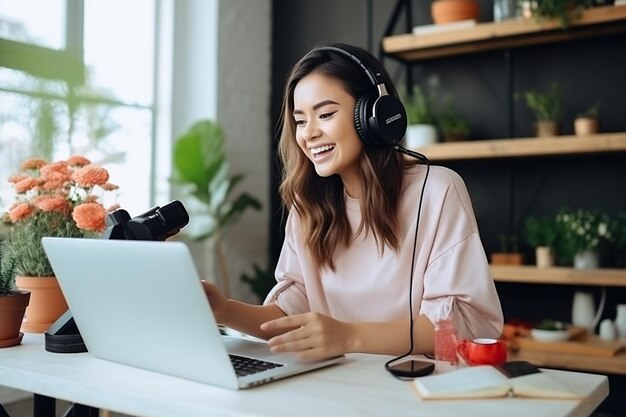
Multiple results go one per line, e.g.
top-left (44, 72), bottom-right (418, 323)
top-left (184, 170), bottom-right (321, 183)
top-left (574, 101), bottom-right (600, 136)
top-left (524, 0), bottom-right (593, 29)
top-left (402, 86), bottom-right (438, 149)
top-left (172, 120), bottom-right (262, 298)
top-left (516, 83), bottom-right (562, 138)
top-left (2, 156), bottom-right (118, 332)
top-left (0, 240), bottom-right (31, 348)
top-left (554, 208), bottom-right (613, 269)
top-left (524, 215), bottom-right (558, 267)
top-left (438, 104), bottom-right (470, 142)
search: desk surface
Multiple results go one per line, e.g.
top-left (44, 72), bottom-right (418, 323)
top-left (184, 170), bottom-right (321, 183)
top-left (0, 334), bottom-right (609, 417)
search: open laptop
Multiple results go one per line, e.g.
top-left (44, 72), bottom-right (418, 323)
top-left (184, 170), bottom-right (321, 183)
top-left (41, 237), bottom-right (344, 389)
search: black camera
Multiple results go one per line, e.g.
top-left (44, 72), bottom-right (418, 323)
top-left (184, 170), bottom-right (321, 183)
top-left (101, 200), bottom-right (190, 241)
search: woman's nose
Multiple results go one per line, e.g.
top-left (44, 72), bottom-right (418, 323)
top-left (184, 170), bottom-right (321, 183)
top-left (301, 121), bottom-right (321, 141)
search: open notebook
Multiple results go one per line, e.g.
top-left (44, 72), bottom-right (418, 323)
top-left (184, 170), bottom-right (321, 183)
top-left (42, 237), bottom-right (344, 390)
top-left (413, 361), bottom-right (585, 400)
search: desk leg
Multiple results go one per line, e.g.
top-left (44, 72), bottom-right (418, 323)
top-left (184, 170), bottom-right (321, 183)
top-left (68, 404), bottom-right (100, 417)
top-left (32, 394), bottom-right (99, 417)
top-left (33, 394), bottom-right (55, 416)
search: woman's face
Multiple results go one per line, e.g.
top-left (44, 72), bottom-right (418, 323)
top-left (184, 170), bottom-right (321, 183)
top-left (293, 72), bottom-right (364, 192)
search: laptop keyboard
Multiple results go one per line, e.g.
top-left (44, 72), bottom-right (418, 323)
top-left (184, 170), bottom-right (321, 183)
top-left (229, 354), bottom-right (284, 377)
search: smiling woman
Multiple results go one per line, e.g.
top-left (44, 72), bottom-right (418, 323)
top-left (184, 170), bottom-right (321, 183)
top-left (201, 43), bottom-right (503, 369)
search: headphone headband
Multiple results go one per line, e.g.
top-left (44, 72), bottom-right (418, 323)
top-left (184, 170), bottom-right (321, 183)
top-left (314, 44), bottom-right (388, 88)
top-left (301, 43), bottom-right (407, 148)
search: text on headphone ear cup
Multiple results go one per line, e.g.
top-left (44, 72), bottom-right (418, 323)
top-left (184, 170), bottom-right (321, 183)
top-left (368, 95), bottom-right (408, 147)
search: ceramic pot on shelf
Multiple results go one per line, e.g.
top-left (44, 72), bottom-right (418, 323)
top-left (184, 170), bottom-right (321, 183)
top-left (405, 124), bottom-right (437, 149)
top-left (535, 246), bottom-right (554, 268)
top-left (574, 117), bottom-right (598, 136)
top-left (573, 249), bottom-right (599, 270)
top-left (535, 120), bottom-right (558, 138)
top-left (431, 0), bottom-right (480, 24)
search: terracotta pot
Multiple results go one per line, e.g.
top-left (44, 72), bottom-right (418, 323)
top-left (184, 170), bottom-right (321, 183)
top-left (535, 120), bottom-right (558, 138)
top-left (15, 276), bottom-right (68, 333)
top-left (432, 0), bottom-right (480, 24)
top-left (0, 291), bottom-right (31, 348)
top-left (490, 253), bottom-right (525, 265)
top-left (574, 117), bottom-right (598, 136)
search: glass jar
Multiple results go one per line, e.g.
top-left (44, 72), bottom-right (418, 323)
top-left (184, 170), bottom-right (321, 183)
top-left (434, 318), bottom-right (458, 365)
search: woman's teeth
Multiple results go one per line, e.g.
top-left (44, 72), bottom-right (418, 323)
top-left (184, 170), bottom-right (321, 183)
top-left (311, 144), bottom-right (336, 155)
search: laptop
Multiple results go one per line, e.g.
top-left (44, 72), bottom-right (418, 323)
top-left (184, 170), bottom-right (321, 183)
top-left (41, 237), bottom-right (344, 389)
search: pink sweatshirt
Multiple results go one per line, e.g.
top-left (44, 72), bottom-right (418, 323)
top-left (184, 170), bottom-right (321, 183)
top-left (264, 165), bottom-right (503, 340)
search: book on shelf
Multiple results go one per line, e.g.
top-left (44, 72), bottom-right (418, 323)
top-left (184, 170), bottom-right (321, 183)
top-left (412, 19), bottom-right (477, 36)
top-left (413, 361), bottom-right (585, 400)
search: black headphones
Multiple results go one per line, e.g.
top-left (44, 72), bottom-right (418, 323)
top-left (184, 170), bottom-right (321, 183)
top-left (314, 43), bottom-right (408, 149)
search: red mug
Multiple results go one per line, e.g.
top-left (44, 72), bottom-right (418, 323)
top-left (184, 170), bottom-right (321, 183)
top-left (457, 338), bottom-right (507, 365)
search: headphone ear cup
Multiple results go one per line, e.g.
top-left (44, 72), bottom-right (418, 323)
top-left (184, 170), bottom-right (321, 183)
top-left (354, 94), bottom-right (386, 148)
top-left (368, 95), bottom-right (407, 147)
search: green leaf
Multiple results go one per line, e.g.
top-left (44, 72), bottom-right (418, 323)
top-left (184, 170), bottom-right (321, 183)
top-left (173, 120), bottom-right (225, 202)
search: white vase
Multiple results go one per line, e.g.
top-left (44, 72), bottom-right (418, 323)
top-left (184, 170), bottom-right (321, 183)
top-left (572, 290), bottom-right (605, 334)
top-left (616, 304), bottom-right (626, 340)
top-left (573, 249), bottom-right (599, 270)
top-left (599, 319), bottom-right (617, 340)
top-left (405, 124), bottom-right (437, 149)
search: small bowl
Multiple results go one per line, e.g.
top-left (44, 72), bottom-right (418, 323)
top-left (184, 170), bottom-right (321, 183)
top-left (530, 328), bottom-right (570, 342)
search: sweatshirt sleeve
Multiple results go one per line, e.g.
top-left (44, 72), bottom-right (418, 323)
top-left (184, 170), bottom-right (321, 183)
top-left (418, 168), bottom-right (503, 340)
top-left (420, 233), bottom-right (503, 340)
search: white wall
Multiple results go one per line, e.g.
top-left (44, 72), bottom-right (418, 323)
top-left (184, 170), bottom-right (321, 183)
top-left (216, 0), bottom-right (272, 302)
top-left (170, 0), bottom-right (271, 302)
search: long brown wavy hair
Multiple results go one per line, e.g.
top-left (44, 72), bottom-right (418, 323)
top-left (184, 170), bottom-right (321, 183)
top-left (278, 44), bottom-right (413, 270)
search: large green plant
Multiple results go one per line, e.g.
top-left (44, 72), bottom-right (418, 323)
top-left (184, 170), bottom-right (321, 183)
top-left (172, 120), bottom-right (262, 296)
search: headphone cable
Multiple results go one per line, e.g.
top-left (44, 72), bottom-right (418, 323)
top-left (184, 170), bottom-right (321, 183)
top-left (384, 144), bottom-right (430, 378)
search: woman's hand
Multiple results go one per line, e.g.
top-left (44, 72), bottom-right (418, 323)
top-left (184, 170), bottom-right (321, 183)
top-left (201, 280), bottom-right (227, 323)
top-left (261, 312), bottom-right (353, 360)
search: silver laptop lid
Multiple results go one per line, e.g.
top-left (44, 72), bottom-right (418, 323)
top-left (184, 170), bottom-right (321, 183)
top-left (42, 237), bottom-right (239, 389)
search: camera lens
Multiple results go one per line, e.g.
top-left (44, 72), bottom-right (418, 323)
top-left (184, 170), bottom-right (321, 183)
top-left (147, 200), bottom-right (190, 240)
top-left (124, 200), bottom-right (190, 241)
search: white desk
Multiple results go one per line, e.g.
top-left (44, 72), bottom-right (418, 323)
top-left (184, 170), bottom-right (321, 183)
top-left (0, 334), bottom-right (609, 417)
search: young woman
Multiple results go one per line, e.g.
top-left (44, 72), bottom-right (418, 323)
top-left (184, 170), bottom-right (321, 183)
top-left (202, 43), bottom-right (502, 361)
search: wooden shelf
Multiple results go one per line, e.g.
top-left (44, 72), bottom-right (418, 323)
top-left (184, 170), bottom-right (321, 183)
top-left (383, 5), bottom-right (626, 61)
top-left (491, 265), bottom-right (626, 287)
top-left (509, 348), bottom-right (626, 375)
top-left (409, 132), bottom-right (626, 161)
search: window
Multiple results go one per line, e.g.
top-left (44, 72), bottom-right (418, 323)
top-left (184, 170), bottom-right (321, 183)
top-left (0, 0), bottom-right (164, 217)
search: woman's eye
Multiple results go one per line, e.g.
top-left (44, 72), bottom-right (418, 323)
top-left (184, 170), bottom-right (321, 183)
top-left (320, 111), bottom-right (336, 120)
top-left (294, 119), bottom-right (306, 126)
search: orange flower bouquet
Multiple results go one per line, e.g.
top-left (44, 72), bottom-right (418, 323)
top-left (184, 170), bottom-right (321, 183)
top-left (1, 156), bottom-right (118, 277)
